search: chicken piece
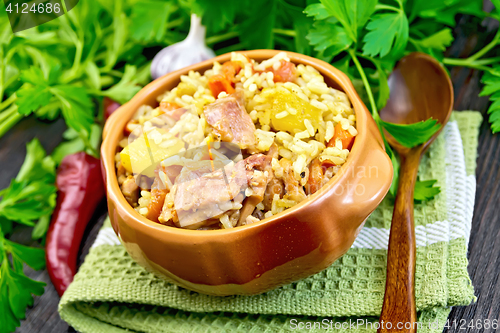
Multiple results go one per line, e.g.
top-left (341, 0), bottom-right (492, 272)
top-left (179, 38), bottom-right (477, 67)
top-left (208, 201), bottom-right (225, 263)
top-left (245, 154), bottom-right (273, 199)
top-left (280, 158), bottom-right (306, 203)
top-left (237, 154), bottom-right (273, 225)
top-left (245, 215), bottom-right (260, 225)
top-left (117, 162), bottom-right (127, 185)
top-left (263, 177), bottom-right (284, 211)
top-left (261, 143), bottom-right (284, 210)
top-left (159, 154), bottom-right (273, 229)
top-left (267, 142), bottom-right (279, 159)
top-left (204, 93), bottom-right (256, 150)
top-left (121, 176), bottom-right (139, 206)
top-left (161, 164), bottom-right (183, 187)
top-left (169, 160), bottom-right (248, 229)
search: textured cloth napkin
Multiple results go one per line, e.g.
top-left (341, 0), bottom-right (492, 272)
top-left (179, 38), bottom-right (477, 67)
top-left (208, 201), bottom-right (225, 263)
top-left (59, 111), bottom-right (482, 333)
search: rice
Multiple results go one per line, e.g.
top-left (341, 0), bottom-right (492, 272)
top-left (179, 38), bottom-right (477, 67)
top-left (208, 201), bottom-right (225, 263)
top-left (116, 52), bottom-right (357, 229)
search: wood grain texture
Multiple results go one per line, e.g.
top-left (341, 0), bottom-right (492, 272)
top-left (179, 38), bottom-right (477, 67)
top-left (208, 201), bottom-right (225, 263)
top-left (1, 9), bottom-right (499, 333)
top-left (378, 148), bottom-right (421, 333)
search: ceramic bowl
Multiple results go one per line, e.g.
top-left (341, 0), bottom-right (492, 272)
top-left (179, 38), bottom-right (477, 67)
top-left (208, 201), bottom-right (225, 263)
top-left (101, 50), bottom-right (393, 296)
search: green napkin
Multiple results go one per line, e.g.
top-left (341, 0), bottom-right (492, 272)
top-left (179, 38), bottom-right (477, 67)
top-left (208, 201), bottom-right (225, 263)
top-left (59, 111), bottom-right (482, 333)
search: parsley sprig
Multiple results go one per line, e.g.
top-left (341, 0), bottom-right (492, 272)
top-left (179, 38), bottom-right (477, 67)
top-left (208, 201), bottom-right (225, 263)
top-left (0, 139), bottom-right (56, 333)
top-left (305, 0), bottom-right (450, 196)
top-left (0, 0), bottom-right (185, 152)
top-left (443, 28), bottom-right (500, 132)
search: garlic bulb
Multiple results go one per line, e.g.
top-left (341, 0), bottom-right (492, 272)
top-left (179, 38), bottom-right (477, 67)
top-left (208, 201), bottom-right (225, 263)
top-left (150, 14), bottom-right (216, 79)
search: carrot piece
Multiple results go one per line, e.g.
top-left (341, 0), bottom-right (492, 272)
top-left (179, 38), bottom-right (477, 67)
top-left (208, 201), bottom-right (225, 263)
top-left (327, 122), bottom-right (355, 151)
top-left (221, 61), bottom-right (242, 82)
top-left (266, 60), bottom-right (297, 83)
top-left (159, 101), bottom-right (185, 120)
top-left (147, 188), bottom-right (168, 222)
top-left (208, 74), bottom-right (235, 97)
top-left (321, 159), bottom-right (337, 168)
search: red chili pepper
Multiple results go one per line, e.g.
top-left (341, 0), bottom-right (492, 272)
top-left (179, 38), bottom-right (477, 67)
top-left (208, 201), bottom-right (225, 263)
top-left (45, 152), bottom-right (105, 296)
top-left (46, 99), bottom-right (120, 296)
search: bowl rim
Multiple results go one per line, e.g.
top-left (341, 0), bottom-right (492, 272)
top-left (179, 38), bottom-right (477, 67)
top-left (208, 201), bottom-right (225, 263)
top-left (102, 49), bottom-right (375, 239)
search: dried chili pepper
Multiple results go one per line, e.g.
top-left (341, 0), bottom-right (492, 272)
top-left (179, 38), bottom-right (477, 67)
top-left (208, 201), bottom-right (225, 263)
top-left (46, 98), bottom-right (120, 296)
top-left (45, 152), bottom-right (105, 296)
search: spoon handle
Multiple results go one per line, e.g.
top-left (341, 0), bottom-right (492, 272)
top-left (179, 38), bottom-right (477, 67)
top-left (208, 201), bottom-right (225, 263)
top-left (378, 147), bottom-right (422, 333)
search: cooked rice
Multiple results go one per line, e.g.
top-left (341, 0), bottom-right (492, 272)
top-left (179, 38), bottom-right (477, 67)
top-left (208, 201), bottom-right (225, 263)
top-left (116, 52), bottom-right (357, 228)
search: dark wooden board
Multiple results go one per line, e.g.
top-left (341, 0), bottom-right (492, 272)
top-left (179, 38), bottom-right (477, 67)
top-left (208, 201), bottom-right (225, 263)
top-left (1, 11), bottom-right (500, 333)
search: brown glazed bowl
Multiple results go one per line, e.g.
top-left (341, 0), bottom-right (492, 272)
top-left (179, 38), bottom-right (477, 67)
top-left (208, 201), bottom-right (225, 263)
top-left (101, 50), bottom-right (393, 296)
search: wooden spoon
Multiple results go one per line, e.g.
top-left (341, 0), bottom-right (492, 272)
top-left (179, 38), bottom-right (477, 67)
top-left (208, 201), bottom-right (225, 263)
top-left (377, 52), bottom-right (453, 332)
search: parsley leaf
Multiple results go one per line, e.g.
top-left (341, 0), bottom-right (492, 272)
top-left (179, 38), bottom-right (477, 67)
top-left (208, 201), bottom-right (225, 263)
top-left (380, 118), bottom-right (441, 148)
top-left (51, 124), bottom-right (102, 165)
top-left (0, 139), bottom-right (54, 331)
top-left (306, 18), bottom-right (353, 61)
top-left (6, 240), bottom-right (46, 271)
top-left (238, 0), bottom-right (277, 49)
top-left (414, 179), bottom-right (441, 201)
top-left (407, 0), bottom-right (449, 22)
top-left (0, 139), bottom-right (56, 227)
top-left (0, 271), bottom-right (19, 333)
top-left (50, 85), bottom-right (94, 136)
top-left (363, 11), bottom-right (409, 58)
top-left (16, 139), bottom-right (55, 184)
top-left (31, 214), bottom-right (51, 241)
top-left (15, 68), bottom-right (52, 116)
top-left (479, 67), bottom-right (500, 133)
top-left (192, 0), bottom-right (240, 34)
top-left (411, 0), bottom-right (484, 26)
top-left (16, 69), bottom-right (94, 139)
top-left (320, 0), bottom-right (377, 42)
top-left (130, 1), bottom-right (173, 42)
top-left (102, 65), bottom-right (142, 104)
top-left (303, 3), bottom-right (330, 20)
top-left (412, 28), bottom-right (454, 52)
top-left (6, 267), bottom-right (46, 320)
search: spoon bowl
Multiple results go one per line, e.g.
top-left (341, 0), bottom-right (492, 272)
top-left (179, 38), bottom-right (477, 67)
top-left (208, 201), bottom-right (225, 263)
top-left (379, 52), bottom-right (454, 152)
top-left (377, 52), bottom-right (453, 333)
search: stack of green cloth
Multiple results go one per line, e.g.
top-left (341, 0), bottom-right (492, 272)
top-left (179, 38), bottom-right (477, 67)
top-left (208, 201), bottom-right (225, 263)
top-left (59, 111), bottom-right (482, 333)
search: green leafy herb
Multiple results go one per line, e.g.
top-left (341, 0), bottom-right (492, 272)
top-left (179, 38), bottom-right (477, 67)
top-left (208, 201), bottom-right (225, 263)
top-left (414, 179), bottom-right (441, 201)
top-left (411, 28), bottom-right (454, 52)
top-left (380, 119), bottom-right (442, 148)
top-left (192, 0), bottom-right (240, 34)
top-left (0, 140), bottom-right (56, 227)
top-left (320, 0), bottom-right (377, 42)
top-left (238, 0), bottom-right (277, 49)
top-left (52, 124), bottom-right (102, 165)
top-left (479, 67), bottom-right (500, 133)
top-left (0, 139), bottom-right (55, 333)
top-left (15, 68), bottom-right (94, 143)
top-left (303, 0), bottom-right (491, 199)
top-left (363, 11), bottom-right (409, 58)
top-left (306, 18), bottom-right (353, 60)
top-left (101, 65), bottom-right (142, 104)
top-left (130, 0), bottom-right (173, 42)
